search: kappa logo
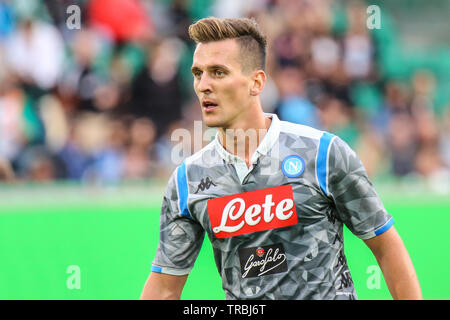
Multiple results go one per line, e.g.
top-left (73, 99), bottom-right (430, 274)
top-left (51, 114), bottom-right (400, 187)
top-left (207, 185), bottom-right (298, 238)
top-left (281, 155), bottom-right (305, 178)
top-left (194, 176), bottom-right (217, 194)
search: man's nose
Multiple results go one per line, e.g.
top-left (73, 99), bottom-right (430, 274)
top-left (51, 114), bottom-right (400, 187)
top-left (197, 73), bottom-right (212, 93)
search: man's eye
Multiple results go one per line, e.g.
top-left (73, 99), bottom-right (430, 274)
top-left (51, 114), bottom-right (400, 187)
top-left (194, 72), bottom-right (202, 78)
top-left (215, 70), bottom-right (225, 77)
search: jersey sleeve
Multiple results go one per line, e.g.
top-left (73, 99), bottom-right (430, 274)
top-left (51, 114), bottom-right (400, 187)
top-left (321, 134), bottom-right (393, 240)
top-left (151, 163), bottom-right (205, 275)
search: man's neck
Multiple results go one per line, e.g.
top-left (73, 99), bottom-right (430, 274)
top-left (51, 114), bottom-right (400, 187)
top-left (218, 111), bottom-right (272, 168)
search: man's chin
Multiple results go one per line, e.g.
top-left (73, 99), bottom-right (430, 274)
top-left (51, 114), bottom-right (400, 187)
top-left (204, 121), bottom-right (222, 128)
top-left (202, 115), bottom-right (223, 128)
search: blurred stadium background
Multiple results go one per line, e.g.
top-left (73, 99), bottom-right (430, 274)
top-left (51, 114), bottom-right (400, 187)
top-left (0, 0), bottom-right (449, 299)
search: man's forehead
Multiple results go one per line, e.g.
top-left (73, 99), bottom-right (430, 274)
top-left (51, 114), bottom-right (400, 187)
top-left (192, 39), bottom-right (241, 68)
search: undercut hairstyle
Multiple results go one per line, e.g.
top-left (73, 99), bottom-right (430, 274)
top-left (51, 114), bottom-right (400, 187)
top-left (188, 17), bottom-right (267, 73)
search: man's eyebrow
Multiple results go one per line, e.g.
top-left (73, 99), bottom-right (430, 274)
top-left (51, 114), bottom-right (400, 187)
top-left (191, 64), bottom-right (230, 73)
top-left (207, 64), bottom-right (230, 71)
top-left (191, 66), bottom-right (201, 74)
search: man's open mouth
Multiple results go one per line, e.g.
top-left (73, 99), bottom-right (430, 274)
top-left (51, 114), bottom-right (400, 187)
top-left (202, 101), bottom-right (218, 111)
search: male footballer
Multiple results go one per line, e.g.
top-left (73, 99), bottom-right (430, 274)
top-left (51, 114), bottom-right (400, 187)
top-left (140, 17), bottom-right (422, 300)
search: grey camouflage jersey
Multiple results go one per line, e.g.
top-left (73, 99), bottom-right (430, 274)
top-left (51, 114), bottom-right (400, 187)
top-left (151, 113), bottom-right (393, 300)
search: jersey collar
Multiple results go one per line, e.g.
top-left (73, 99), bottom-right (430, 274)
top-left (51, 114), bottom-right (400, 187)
top-left (213, 113), bottom-right (280, 164)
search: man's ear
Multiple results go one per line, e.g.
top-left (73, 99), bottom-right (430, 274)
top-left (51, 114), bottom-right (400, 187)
top-left (250, 70), bottom-right (266, 96)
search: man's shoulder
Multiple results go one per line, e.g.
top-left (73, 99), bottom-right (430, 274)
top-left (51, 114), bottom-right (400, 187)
top-left (278, 120), bottom-right (350, 151)
top-left (184, 139), bottom-right (217, 167)
top-left (278, 119), bottom-right (325, 141)
top-left (163, 140), bottom-right (213, 189)
top-left (277, 120), bottom-right (357, 164)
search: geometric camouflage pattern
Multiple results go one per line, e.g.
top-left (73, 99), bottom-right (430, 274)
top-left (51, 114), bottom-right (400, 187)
top-left (152, 114), bottom-right (393, 300)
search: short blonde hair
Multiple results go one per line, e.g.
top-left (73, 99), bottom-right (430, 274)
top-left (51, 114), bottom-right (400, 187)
top-left (188, 17), bottom-right (267, 72)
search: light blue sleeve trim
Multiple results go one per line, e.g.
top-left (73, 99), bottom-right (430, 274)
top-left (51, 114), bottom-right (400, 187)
top-left (357, 217), bottom-right (395, 240)
top-left (317, 132), bottom-right (335, 196)
top-left (176, 161), bottom-right (192, 219)
top-left (151, 264), bottom-right (191, 275)
top-left (374, 217), bottom-right (395, 236)
top-left (151, 265), bottom-right (162, 273)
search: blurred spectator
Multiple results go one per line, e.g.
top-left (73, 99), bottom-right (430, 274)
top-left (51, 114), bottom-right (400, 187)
top-left (372, 80), bottom-right (410, 135)
top-left (318, 96), bottom-right (360, 148)
top-left (88, 0), bottom-right (153, 43)
top-left (57, 113), bottom-right (108, 181)
top-left (0, 157), bottom-right (15, 182)
top-left (387, 112), bottom-right (417, 177)
top-left (128, 38), bottom-right (185, 138)
top-left (123, 117), bottom-right (157, 179)
top-left (275, 67), bottom-right (319, 128)
top-left (60, 28), bottom-right (110, 113)
top-left (343, 2), bottom-right (374, 80)
top-left (4, 18), bottom-right (64, 90)
top-left (14, 144), bottom-right (64, 181)
top-left (85, 117), bottom-right (127, 185)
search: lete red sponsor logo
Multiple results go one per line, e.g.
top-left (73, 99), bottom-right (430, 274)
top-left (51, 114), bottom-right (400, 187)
top-left (207, 185), bottom-right (298, 238)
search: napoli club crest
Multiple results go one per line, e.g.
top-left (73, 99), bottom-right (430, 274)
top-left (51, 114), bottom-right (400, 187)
top-left (281, 155), bottom-right (305, 178)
